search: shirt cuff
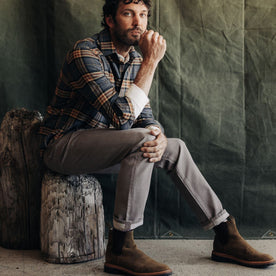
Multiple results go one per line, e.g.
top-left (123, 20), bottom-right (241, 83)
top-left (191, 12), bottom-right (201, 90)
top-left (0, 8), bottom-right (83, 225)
top-left (125, 84), bottom-right (149, 119)
top-left (146, 125), bottom-right (160, 131)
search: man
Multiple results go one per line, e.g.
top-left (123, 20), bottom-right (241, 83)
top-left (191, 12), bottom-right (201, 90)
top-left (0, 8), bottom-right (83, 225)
top-left (39, 0), bottom-right (275, 275)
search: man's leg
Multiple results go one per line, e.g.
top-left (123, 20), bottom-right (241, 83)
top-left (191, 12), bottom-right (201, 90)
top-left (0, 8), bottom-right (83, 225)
top-left (156, 138), bottom-right (275, 268)
top-left (44, 128), bottom-right (153, 175)
top-left (155, 138), bottom-right (229, 229)
top-left (43, 128), bottom-right (172, 276)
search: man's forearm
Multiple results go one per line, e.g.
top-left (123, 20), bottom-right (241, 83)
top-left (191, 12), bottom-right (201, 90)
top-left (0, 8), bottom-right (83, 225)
top-left (134, 60), bottom-right (158, 96)
top-left (134, 30), bottom-right (166, 96)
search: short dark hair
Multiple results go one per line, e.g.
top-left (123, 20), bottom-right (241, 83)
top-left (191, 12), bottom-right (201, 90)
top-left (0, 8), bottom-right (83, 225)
top-left (101, 0), bottom-right (151, 29)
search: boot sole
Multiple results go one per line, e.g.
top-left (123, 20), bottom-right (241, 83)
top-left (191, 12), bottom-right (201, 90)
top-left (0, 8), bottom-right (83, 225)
top-left (212, 251), bottom-right (276, 268)
top-left (104, 263), bottom-right (172, 276)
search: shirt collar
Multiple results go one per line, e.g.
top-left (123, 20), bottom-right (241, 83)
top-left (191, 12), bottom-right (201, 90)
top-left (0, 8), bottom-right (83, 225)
top-left (96, 29), bottom-right (141, 61)
top-left (117, 53), bottom-right (130, 64)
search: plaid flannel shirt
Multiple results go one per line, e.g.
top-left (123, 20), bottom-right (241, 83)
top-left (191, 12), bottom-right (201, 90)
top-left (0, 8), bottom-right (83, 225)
top-left (39, 29), bottom-right (160, 149)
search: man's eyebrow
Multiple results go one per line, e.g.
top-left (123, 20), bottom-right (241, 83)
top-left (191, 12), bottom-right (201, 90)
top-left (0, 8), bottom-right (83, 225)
top-left (121, 8), bottom-right (148, 13)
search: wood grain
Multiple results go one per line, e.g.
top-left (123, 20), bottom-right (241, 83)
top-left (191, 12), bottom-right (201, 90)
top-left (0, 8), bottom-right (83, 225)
top-left (40, 171), bottom-right (105, 263)
top-left (0, 108), bottom-right (43, 249)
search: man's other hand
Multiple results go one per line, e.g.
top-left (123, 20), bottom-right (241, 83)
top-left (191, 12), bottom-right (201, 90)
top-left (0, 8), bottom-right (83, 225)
top-left (141, 128), bottom-right (167, 163)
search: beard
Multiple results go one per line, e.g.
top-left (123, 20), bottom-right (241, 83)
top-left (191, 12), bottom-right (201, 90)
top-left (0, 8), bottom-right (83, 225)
top-left (113, 26), bottom-right (143, 46)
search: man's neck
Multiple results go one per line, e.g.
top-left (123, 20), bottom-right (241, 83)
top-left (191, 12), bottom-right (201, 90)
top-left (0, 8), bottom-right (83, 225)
top-left (115, 45), bottom-right (130, 58)
top-left (109, 33), bottom-right (131, 58)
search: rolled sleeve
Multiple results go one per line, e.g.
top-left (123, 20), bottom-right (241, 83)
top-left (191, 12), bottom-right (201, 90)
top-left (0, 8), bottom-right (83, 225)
top-left (125, 84), bottom-right (149, 119)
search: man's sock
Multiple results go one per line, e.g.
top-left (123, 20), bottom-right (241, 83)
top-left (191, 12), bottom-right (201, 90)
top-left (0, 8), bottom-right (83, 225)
top-left (112, 228), bottom-right (127, 255)
top-left (213, 218), bottom-right (229, 244)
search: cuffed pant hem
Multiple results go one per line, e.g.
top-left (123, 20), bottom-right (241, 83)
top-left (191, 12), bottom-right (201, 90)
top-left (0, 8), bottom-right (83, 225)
top-left (113, 218), bottom-right (143, 232)
top-left (202, 210), bottom-right (230, 230)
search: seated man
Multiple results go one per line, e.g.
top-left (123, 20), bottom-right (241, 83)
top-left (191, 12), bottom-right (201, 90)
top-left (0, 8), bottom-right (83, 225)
top-left (39, 0), bottom-right (275, 275)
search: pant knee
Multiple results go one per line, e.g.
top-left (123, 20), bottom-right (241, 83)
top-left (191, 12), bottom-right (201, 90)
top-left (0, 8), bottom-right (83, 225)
top-left (167, 138), bottom-right (186, 149)
top-left (129, 128), bottom-right (155, 150)
top-left (165, 138), bottom-right (187, 159)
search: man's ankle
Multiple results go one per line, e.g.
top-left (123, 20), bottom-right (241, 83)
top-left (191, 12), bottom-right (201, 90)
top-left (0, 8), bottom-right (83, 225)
top-left (213, 218), bottom-right (229, 244)
top-left (112, 228), bottom-right (127, 255)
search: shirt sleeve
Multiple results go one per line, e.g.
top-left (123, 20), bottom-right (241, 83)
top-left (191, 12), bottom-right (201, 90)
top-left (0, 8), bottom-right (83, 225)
top-left (125, 84), bottom-right (149, 119)
top-left (64, 43), bottom-right (136, 130)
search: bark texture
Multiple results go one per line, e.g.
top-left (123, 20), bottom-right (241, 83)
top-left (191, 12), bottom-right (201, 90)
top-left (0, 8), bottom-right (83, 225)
top-left (40, 171), bottom-right (105, 263)
top-left (0, 108), bottom-right (43, 249)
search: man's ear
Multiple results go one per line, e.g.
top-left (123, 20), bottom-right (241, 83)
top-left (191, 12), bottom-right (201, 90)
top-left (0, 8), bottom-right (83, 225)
top-left (105, 16), bottom-right (115, 29)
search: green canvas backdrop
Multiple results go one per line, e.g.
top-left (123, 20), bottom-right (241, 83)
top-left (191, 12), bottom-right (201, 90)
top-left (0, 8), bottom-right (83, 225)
top-left (0, 0), bottom-right (275, 238)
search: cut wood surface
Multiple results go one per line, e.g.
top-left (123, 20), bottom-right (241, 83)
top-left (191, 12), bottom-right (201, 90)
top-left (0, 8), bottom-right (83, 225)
top-left (0, 108), bottom-right (43, 249)
top-left (40, 171), bottom-right (105, 263)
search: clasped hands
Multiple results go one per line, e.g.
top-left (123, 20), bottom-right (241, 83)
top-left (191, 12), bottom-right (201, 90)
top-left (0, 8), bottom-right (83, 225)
top-left (140, 128), bottom-right (167, 163)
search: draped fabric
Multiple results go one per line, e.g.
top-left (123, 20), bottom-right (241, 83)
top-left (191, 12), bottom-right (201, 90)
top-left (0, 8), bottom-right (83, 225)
top-left (1, 0), bottom-right (275, 238)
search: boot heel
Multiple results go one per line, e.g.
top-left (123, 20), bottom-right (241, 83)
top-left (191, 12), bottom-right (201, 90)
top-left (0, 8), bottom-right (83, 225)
top-left (212, 252), bottom-right (231, 263)
top-left (104, 264), bottom-right (123, 274)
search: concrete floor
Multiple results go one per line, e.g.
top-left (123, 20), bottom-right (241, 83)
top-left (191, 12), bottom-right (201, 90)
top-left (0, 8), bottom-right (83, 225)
top-left (0, 240), bottom-right (275, 276)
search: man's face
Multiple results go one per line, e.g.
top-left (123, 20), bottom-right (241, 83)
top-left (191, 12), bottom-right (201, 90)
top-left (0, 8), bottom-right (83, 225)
top-left (108, 1), bottom-right (149, 46)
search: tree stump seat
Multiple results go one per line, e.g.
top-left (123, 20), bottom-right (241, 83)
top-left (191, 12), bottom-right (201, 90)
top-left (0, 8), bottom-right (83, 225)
top-left (40, 171), bottom-right (105, 263)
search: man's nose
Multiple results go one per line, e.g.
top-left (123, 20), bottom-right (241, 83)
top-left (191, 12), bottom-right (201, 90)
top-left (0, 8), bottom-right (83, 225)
top-left (133, 14), bottom-right (142, 26)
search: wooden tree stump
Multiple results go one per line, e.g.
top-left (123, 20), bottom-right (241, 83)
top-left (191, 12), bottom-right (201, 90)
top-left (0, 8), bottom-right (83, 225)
top-left (0, 108), bottom-right (43, 249)
top-left (40, 171), bottom-right (105, 263)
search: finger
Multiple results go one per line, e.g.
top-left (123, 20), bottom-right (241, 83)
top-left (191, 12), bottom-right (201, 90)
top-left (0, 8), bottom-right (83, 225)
top-left (143, 151), bottom-right (161, 159)
top-left (150, 128), bottom-right (161, 136)
top-left (163, 39), bottom-right (167, 49)
top-left (141, 140), bottom-right (160, 151)
top-left (142, 136), bottom-right (165, 149)
top-left (141, 145), bottom-right (159, 153)
top-left (149, 157), bottom-right (161, 163)
top-left (142, 139), bottom-right (158, 148)
top-left (148, 153), bottom-right (162, 163)
top-left (143, 152), bottom-right (158, 158)
top-left (139, 30), bottom-right (148, 42)
top-left (145, 30), bottom-right (154, 40)
top-left (152, 32), bottom-right (159, 42)
top-left (142, 29), bottom-right (148, 35)
top-left (158, 35), bottom-right (164, 43)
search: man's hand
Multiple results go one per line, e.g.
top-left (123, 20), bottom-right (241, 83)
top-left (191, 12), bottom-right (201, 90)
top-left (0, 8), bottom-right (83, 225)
top-left (139, 30), bottom-right (166, 66)
top-left (140, 128), bottom-right (167, 163)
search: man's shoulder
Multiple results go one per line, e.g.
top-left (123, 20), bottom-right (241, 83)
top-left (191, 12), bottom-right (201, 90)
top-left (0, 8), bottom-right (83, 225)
top-left (70, 30), bottom-right (112, 57)
top-left (73, 35), bottom-right (100, 52)
top-left (64, 35), bottom-right (103, 65)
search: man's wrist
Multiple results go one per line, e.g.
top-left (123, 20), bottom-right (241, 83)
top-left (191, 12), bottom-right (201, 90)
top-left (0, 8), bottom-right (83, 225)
top-left (141, 58), bottom-right (158, 70)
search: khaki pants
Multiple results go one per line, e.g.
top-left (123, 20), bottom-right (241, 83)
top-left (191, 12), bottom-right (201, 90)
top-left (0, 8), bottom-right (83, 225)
top-left (43, 128), bottom-right (229, 231)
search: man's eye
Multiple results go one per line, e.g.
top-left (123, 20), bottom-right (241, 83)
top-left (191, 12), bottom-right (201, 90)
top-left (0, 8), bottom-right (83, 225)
top-left (140, 13), bottom-right (147, 18)
top-left (123, 12), bottom-right (132, 17)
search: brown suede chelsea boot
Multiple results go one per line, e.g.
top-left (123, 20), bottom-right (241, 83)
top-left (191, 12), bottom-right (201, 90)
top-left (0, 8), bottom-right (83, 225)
top-left (104, 229), bottom-right (172, 276)
top-left (212, 216), bottom-right (276, 268)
